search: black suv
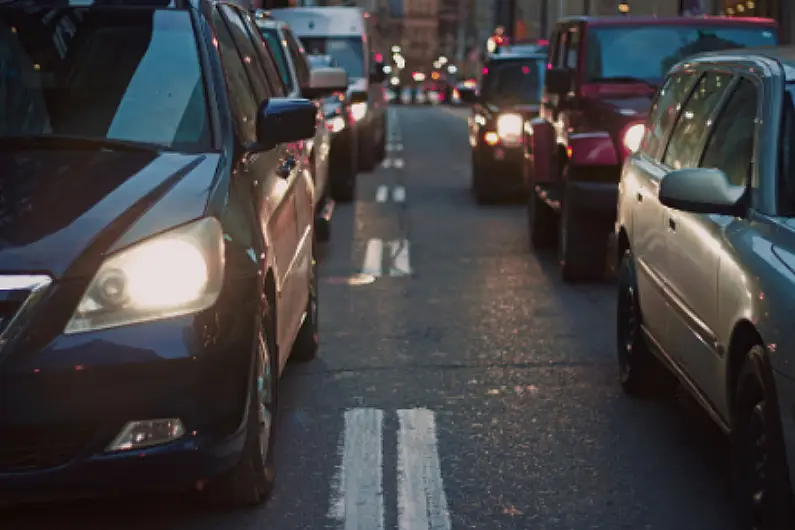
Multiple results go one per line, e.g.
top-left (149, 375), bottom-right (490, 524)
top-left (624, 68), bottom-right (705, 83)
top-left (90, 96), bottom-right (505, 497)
top-left (0, 0), bottom-right (323, 507)
top-left (468, 51), bottom-right (547, 203)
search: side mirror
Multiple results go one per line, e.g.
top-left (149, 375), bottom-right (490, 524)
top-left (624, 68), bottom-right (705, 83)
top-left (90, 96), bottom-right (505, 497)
top-left (658, 168), bottom-right (746, 216)
top-left (255, 98), bottom-right (317, 151)
top-left (349, 90), bottom-right (368, 104)
top-left (545, 67), bottom-right (571, 95)
top-left (370, 61), bottom-right (386, 83)
top-left (303, 67), bottom-right (349, 99)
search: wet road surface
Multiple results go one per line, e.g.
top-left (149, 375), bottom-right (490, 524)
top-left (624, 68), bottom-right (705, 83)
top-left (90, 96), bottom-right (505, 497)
top-left (3, 106), bottom-right (733, 530)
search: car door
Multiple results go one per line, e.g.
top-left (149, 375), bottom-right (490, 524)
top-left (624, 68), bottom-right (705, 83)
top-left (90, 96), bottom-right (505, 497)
top-left (213, 7), bottom-right (300, 359)
top-left (625, 71), bottom-right (698, 342)
top-left (663, 76), bottom-right (759, 403)
top-left (657, 70), bottom-right (734, 372)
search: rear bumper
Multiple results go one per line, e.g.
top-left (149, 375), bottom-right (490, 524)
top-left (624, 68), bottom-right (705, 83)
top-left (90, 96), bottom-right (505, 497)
top-left (474, 144), bottom-right (525, 193)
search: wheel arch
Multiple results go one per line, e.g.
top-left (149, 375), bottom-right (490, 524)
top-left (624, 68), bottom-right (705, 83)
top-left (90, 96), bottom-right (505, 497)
top-left (727, 319), bottom-right (766, 425)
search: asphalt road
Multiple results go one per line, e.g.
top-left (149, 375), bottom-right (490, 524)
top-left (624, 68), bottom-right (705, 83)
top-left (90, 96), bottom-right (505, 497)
top-left (3, 105), bottom-right (734, 530)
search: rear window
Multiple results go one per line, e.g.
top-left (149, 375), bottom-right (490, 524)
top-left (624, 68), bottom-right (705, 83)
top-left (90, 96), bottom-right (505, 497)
top-left (481, 58), bottom-right (545, 104)
top-left (585, 25), bottom-right (778, 84)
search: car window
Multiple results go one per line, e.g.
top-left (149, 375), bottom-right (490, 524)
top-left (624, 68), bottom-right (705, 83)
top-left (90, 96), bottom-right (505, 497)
top-left (220, 5), bottom-right (272, 103)
top-left (565, 27), bottom-right (579, 69)
top-left (641, 72), bottom-right (698, 160)
top-left (663, 72), bottom-right (732, 170)
top-left (283, 29), bottom-right (310, 87)
top-left (780, 86), bottom-right (795, 214)
top-left (700, 77), bottom-right (757, 187)
top-left (259, 27), bottom-right (295, 92)
top-left (301, 36), bottom-right (364, 80)
top-left (584, 25), bottom-right (776, 85)
top-left (551, 29), bottom-right (564, 68)
top-left (212, 8), bottom-right (259, 141)
top-left (0, 8), bottom-right (211, 150)
top-left (239, 13), bottom-right (287, 97)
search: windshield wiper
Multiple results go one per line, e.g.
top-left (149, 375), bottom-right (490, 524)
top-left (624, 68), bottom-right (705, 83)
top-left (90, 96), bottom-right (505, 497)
top-left (0, 134), bottom-right (172, 153)
top-left (589, 76), bottom-right (659, 90)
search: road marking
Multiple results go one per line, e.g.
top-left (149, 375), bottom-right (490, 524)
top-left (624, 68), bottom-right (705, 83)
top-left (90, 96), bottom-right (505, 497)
top-left (397, 409), bottom-right (452, 530)
top-left (392, 185), bottom-right (406, 203)
top-left (362, 239), bottom-right (383, 276)
top-left (328, 408), bottom-right (385, 530)
top-left (376, 185), bottom-right (389, 203)
top-left (389, 239), bottom-right (411, 277)
top-left (387, 143), bottom-right (404, 152)
top-left (394, 158), bottom-right (405, 169)
top-left (382, 158), bottom-right (393, 169)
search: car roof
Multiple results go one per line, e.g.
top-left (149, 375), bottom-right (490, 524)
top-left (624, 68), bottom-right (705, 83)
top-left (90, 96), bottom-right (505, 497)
top-left (680, 45), bottom-right (795, 82)
top-left (559, 15), bottom-right (777, 27)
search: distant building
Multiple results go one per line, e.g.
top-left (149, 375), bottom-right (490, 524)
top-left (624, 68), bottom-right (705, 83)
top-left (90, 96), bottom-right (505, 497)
top-left (402, 0), bottom-right (439, 71)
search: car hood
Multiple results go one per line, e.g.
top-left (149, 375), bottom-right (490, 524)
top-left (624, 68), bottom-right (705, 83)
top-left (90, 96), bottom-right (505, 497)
top-left (0, 149), bottom-right (215, 279)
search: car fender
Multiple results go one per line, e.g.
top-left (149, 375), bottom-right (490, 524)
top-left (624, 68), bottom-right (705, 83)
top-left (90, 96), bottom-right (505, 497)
top-left (527, 118), bottom-right (556, 183)
top-left (567, 132), bottom-right (619, 167)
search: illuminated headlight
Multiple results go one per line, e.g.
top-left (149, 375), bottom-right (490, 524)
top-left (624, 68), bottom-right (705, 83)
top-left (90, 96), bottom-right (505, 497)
top-left (496, 113), bottom-right (523, 144)
top-left (328, 116), bottom-right (346, 133)
top-left (65, 217), bottom-right (225, 334)
top-left (622, 123), bottom-right (645, 154)
top-left (350, 102), bottom-right (367, 122)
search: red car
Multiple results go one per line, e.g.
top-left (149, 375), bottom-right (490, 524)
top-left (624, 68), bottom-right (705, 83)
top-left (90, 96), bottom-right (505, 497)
top-left (525, 16), bottom-right (778, 282)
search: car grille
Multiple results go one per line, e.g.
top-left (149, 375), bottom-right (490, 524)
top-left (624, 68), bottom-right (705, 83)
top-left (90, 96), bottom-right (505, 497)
top-left (0, 423), bottom-right (98, 472)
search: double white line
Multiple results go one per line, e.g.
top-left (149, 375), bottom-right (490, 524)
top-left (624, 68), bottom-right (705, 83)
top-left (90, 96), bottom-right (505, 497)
top-left (376, 185), bottom-right (406, 203)
top-left (362, 238), bottom-right (411, 277)
top-left (328, 408), bottom-right (451, 530)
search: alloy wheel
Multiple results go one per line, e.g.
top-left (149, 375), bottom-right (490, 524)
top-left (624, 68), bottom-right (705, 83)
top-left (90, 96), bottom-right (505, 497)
top-left (617, 276), bottom-right (638, 384)
top-left (748, 399), bottom-right (769, 530)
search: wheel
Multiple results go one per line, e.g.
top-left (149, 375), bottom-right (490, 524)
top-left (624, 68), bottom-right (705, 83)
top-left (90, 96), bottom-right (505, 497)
top-left (732, 347), bottom-right (795, 530)
top-left (616, 249), bottom-right (674, 398)
top-left (358, 127), bottom-right (377, 172)
top-left (527, 185), bottom-right (556, 249)
top-left (206, 307), bottom-right (278, 508)
top-left (290, 251), bottom-right (319, 363)
top-left (315, 214), bottom-right (331, 243)
top-left (558, 184), bottom-right (608, 282)
top-left (330, 140), bottom-right (356, 203)
top-left (471, 151), bottom-right (496, 204)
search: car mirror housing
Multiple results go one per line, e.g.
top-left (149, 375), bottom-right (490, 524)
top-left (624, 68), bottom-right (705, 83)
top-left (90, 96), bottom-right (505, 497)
top-left (303, 67), bottom-right (349, 99)
top-left (255, 98), bottom-right (317, 151)
top-left (659, 168), bottom-right (747, 216)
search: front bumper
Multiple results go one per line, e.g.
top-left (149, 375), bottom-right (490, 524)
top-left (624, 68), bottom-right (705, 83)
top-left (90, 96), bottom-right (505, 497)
top-left (473, 144), bottom-right (525, 192)
top-left (0, 278), bottom-right (259, 500)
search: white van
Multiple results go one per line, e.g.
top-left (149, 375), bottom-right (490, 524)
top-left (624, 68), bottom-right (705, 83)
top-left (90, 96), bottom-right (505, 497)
top-left (269, 6), bottom-right (387, 172)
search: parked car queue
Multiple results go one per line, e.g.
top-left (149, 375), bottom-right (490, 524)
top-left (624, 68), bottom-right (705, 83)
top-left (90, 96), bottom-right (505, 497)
top-left (0, 0), bottom-right (383, 508)
top-left (467, 13), bottom-right (795, 529)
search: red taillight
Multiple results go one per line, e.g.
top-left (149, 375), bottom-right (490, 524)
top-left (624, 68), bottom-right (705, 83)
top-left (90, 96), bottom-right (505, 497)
top-left (482, 67), bottom-right (488, 75)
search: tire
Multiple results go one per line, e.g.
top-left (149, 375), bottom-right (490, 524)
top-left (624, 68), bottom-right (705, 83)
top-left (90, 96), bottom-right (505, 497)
top-left (206, 307), bottom-right (278, 508)
top-left (330, 138), bottom-right (356, 203)
top-left (358, 127), bottom-right (377, 172)
top-left (558, 184), bottom-right (608, 282)
top-left (732, 346), bottom-right (795, 530)
top-left (290, 250), bottom-right (319, 363)
top-left (315, 214), bottom-right (331, 243)
top-left (527, 186), bottom-right (556, 249)
top-left (616, 249), bottom-right (674, 399)
top-left (472, 151), bottom-right (496, 205)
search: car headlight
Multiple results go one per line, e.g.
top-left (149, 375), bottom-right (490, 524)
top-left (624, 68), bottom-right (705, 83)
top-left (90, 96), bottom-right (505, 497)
top-left (328, 116), bottom-right (346, 133)
top-left (350, 102), bottom-right (367, 122)
top-left (496, 113), bottom-right (523, 143)
top-left (622, 123), bottom-right (645, 153)
top-left (65, 217), bottom-right (225, 334)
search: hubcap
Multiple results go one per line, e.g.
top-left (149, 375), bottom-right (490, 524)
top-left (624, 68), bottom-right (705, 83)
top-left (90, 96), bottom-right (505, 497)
top-left (617, 277), bottom-right (638, 383)
top-left (257, 330), bottom-right (274, 464)
top-left (749, 400), bottom-right (769, 529)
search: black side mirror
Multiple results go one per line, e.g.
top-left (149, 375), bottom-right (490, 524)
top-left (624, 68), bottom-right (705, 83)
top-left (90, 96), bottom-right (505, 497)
top-left (545, 67), bottom-right (571, 95)
top-left (369, 61), bottom-right (386, 83)
top-left (349, 90), bottom-right (368, 104)
top-left (254, 98), bottom-right (317, 151)
top-left (659, 168), bottom-right (747, 216)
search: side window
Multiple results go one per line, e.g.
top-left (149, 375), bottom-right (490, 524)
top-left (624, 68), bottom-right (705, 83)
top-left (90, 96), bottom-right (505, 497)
top-left (220, 5), bottom-right (272, 103)
top-left (564, 27), bottom-right (579, 69)
top-left (641, 72), bottom-right (697, 159)
top-left (780, 91), bottom-right (795, 213)
top-left (663, 72), bottom-right (732, 170)
top-left (283, 29), bottom-right (310, 87)
top-left (239, 12), bottom-right (287, 97)
top-left (261, 28), bottom-right (295, 92)
top-left (551, 28), bottom-right (565, 68)
top-left (212, 8), bottom-right (258, 141)
top-left (700, 77), bottom-right (757, 187)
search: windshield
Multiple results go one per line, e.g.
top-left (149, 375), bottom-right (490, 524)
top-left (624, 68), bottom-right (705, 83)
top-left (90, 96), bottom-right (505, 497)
top-left (482, 59), bottom-right (545, 104)
top-left (299, 37), bottom-right (364, 80)
top-left (585, 25), bottom-right (778, 84)
top-left (0, 8), bottom-right (211, 151)
top-left (259, 27), bottom-right (293, 90)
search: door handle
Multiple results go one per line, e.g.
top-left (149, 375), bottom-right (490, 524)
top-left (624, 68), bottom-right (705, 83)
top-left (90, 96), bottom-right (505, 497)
top-left (278, 156), bottom-right (296, 179)
top-left (668, 217), bottom-right (676, 231)
top-left (636, 192), bottom-right (643, 203)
